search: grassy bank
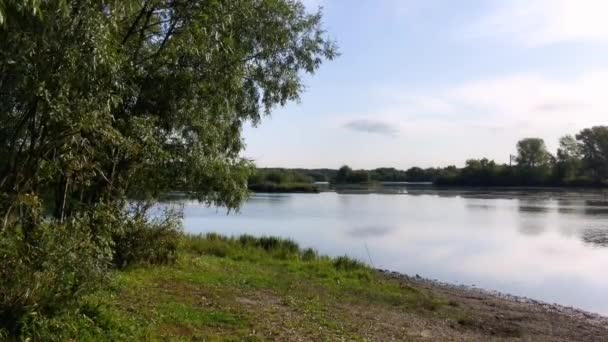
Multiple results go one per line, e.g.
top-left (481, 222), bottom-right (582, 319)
top-left (70, 234), bottom-right (452, 340)
top-left (63, 234), bottom-right (607, 341)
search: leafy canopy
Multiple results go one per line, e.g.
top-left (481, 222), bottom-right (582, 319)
top-left (0, 0), bottom-right (337, 224)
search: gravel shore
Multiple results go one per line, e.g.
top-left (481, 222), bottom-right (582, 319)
top-left (378, 269), bottom-right (608, 341)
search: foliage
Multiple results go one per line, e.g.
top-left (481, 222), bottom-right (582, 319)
top-left (184, 232), bottom-right (307, 261)
top-left (248, 182), bottom-right (319, 193)
top-left (0, 0), bottom-right (336, 222)
top-left (333, 255), bottom-right (367, 271)
top-left (556, 135), bottom-right (583, 182)
top-left (436, 128), bottom-right (608, 187)
top-left (576, 126), bottom-right (608, 182)
top-left (0, 220), bottom-right (111, 338)
top-left (334, 165), bottom-right (371, 184)
top-left (248, 168), bottom-right (318, 192)
top-left (515, 138), bottom-right (552, 168)
top-left (111, 205), bottom-right (182, 269)
top-left (263, 166), bottom-right (456, 184)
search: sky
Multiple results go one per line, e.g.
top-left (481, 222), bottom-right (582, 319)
top-left (243, 0), bottom-right (608, 169)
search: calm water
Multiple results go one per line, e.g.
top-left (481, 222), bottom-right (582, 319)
top-left (169, 187), bottom-right (608, 314)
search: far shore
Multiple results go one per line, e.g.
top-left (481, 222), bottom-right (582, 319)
top-left (247, 182), bottom-right (608, 195)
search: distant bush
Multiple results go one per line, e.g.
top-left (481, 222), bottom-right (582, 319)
top-left (0, 221), bottom-right (111, 339)
top-left (248, 182), bottom-right (319, 193)
top-left (249, 169), bottom-right (315, 186)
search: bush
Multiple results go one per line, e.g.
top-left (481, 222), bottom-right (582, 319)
top-left (183, 234), bottom-right (231, 258)
top-left (238, 234), bottom-right (259, 246)
top-left (111, 207), bottom-right (182, 269)
top-left (184, 233), bottom-right (305, 260)
top-left (301, 248), bottom-right (318, 261)
top-left (0, 221), bottom-right (112, 339)
top-left (333, 256), bottom-right (367, 271)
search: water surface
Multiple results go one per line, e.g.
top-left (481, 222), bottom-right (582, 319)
top-left (170, 187), bottom-right (608, 314)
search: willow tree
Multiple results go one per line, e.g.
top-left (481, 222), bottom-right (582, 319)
top-left (0, 0), bottom-right (336, 229)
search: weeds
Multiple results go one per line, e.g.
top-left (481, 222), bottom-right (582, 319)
top-left (183, 233), bottom-right (369, 271)
top-left (333, 255), bottom-right (367, 271)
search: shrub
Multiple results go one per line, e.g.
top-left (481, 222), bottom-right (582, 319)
top-left (238, 234), bottom-right (259, 247)
top-left (333, 256), bottom-right (367, 271)
top-left (185, 233), bottom-right (303, 260)
top-left (301, 248), bottom-right (318, 261)
top-left (205, 232), bottom-right (229, 241)
top-left (0, 221), bottom-right (112, 339)
top-left (183, 235), bottom-right (231, 258)
top-left (254, 236), bottom-right (301, 259)
top-left (111, 207), bottom-right (182, 269)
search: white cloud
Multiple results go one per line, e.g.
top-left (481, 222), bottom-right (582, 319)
top-left (472, 0), bottom-right (608, 46)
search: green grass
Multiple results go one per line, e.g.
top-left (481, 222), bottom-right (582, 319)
top-left (66, 233), bottom-right (455, 340)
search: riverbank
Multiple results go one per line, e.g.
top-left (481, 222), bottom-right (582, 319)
top-left (248, 182), bottom-right (319, 193)
top-left (72, 233), bottom-right (608, 340)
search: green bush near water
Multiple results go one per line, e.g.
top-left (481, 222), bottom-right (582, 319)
top-left (111, 211), bottom-right (182, 269)
top-left (0, 207), bottom-right (183, 340)
top-left (184, 233), bottom-right (309, 260)
top-left (0, 221), bottom-right (112, 339)
top-left (182, 232), bottom-right (367, 271)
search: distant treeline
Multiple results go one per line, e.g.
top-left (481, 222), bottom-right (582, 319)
top-left (437, 126), bottom-right (608, 187)
top-left (249, 166), bottom-right (446, 185)
top-left (252, 126), bottom-right (608, 188)
top-left (248, 169), bottom-right (320, 193)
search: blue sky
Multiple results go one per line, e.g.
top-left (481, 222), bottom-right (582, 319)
top-left (243, 0), bottom-right (608, 169)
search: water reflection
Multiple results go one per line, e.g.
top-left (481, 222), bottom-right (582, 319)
top-left (347, 225), bottom-right (395, 238)
top-left (170, 187), bottom-right (608, 314)
top-left (465, 203), bottom-right (496, 210)
top-left (517, 218), bottom-right (546, 236)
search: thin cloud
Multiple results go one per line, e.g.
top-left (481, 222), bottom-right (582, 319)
top-left (380, 71), bottom-right (608, 129)
top-left (343, 119), bottom-right (400, 137)
top-left (348, 225), bottom-right (395, 238)
top-left (350, 70), bottom-right (608, 162)
top-left (535, 101), bottom-right (586, 113)
top-left (469, 0), bottom-right (608, 47)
